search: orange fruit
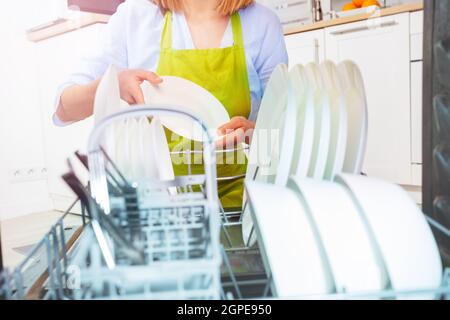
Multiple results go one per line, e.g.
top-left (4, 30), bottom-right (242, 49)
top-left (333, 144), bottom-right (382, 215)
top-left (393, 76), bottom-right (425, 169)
top-left (352, 0), bottom-right (365, 7)
top-left (343, 2), bottom-right (358, 11)
top-left (361, 0), bottom-right (381, 7)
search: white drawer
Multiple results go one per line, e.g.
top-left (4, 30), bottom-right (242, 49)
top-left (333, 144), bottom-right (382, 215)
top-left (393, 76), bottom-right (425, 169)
top-left (410, 11), bottom-right (423, 61)
top-left (412, 163), bottom-right (422, 187)
top-left (411, 61), bottom-right (422, 165)
top-left (410, 11), bottom-right (423, 35)
top-left (411, 33), bottom-right (423, 61)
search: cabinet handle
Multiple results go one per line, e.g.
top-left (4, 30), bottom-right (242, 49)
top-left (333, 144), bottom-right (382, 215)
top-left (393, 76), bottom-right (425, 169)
top-left (330, 20), bottom-right (398, 36)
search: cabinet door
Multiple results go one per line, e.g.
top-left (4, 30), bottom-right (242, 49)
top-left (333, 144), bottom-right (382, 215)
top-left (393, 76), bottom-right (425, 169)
top-left (285, 29), bottom-right (325, 66)
top-left (411, 61), bottom-right (422, 186)
top-left (325, 13), bottom-right (412, 185)
top-left (410, 11), bottom-right (423, 61)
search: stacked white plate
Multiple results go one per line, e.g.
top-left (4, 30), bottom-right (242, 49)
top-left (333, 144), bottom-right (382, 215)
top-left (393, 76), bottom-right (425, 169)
top-left (246, 175), bottom-right (443, 299)
top-left (243, 60), bottom-right (443, 299)
top-left (242, 60), bottom-right (368, 246)
top-left (245, 64), bottom-right (291, 184)
top-left (335, 173), bottom-right (443, 299)
top-left (288, 177), bottom-right (388, 294)
top-left (242, 64), bottom-right (292, 245)
top-left (246, 180), bottom-right (333, 297)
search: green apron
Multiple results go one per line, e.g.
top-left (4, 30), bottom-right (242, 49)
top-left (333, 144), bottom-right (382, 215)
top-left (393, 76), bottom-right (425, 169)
top-left (156, 12), bottom-right (251, 210)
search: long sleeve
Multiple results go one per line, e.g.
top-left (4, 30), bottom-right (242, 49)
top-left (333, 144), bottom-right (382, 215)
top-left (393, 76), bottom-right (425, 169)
top-left (53, 2), bottom-right (130, 126)
top-left (253, 8), bottom-right (289, 90)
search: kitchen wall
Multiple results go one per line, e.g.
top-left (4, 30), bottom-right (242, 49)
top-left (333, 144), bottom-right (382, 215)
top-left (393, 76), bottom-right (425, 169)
top-left (0, 1), bottom-right (55, 220)
top-left (36, 25), bottom-right (100, 214)
top-left (0, 0), bottom-right (95, 220)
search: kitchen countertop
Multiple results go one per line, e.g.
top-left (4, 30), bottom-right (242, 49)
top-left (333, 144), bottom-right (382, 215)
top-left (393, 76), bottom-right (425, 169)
top-left (284, 1), bottom-right (423, 35)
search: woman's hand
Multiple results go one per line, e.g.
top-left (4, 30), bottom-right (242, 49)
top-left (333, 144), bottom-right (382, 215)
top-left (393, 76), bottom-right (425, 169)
top-left (216, 116), bottom-right (255, 148)
top-left (58, 69), bottom-right (163, 123)
top-left (118, 69), bottom-right (163, 105)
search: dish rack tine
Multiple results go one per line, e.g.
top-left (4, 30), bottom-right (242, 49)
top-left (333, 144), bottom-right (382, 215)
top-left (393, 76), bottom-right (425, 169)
top-left (245, 227), bottom-right (255, 248)
top-left (99, 147), bottom-right (132, 189)
top-left (62, 162), bottom-right (144, 267)
top-left (57, 221), bottom-right (68, 272)
top-left (6, 273), bottom-right (14, 300)
top-left (91, 220), bottom-right (115, 270)
top-left (220, 246), bottom-right (242, 299)
top-left (443, 269), bottom-right (450, 300)
top-left (239, 166), bottom-right (260, 225)
top-left (44, 234), bottom-right (57, 299)
top-left (262, 273), bottom-right (273, 297)
top-left (13, 269), bottom-right (24, 299)
top-left (75, 150), bottom-right (128, 197)
top-left (425, 215), bottom-right (450, 238)
top-left (50, 227), bottom-right (64, 299)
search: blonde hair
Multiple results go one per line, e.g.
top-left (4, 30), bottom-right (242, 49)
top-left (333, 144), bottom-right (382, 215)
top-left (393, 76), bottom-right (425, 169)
top-left (152, 0), bottom-right (254, 16)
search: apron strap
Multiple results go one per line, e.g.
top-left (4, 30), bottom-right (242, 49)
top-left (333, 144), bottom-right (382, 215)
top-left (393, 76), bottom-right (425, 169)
top-left (161, 11), bottom-right (245, 50)
top-left (161, 11), bottom-right (173, 51)
top-left (231, 13), bottom-right (245, 48)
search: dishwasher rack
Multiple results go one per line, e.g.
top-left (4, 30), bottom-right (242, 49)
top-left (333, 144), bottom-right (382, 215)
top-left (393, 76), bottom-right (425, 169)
top-left (1, 105), bottom-right (450, 300)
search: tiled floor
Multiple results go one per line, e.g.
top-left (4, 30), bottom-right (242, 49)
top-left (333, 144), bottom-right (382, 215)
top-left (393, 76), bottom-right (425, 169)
top-left (1, 211), bottom-right (83, 270)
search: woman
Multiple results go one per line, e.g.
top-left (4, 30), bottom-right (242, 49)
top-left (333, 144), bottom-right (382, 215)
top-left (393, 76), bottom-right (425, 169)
top-left (54, 0), bottom-right (288, 211)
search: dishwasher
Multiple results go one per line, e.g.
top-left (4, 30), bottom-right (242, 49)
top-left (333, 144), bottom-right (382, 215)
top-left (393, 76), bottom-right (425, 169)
top-left (1, 106), bottom-right (449, 300)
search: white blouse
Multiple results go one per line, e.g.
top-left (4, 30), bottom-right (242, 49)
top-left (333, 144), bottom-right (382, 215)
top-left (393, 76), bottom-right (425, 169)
top-left (54, 0), bottom-right (288, 126)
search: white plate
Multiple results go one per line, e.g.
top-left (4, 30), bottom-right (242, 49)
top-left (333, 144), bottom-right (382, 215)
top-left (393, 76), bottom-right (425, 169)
top-left (304, 63), bottom-right (331, 179)
top-left (141, 76), bottom-right (229, 142)
top-left (246, 64), bottom-right (290, 183)
top-left (93, 65), bottom-right (124, 158)
top-left (273, 72), bottom-right (298, 186)
top-left (112, 120), bottom-right (125, 172)
top-left (289, 64), bottom-right (315, 178)
top-left (134, 117), bottom-right (147, 179)
top-left (335, 173), bottom-right (443, 299)
top-left (288, 177), bottom-right (388, 293)
top-left (119, 119), bottom-right (131, 177)
top-left (94, 65), bottom-right (122, 125)
top-left (140, 118), bottom-right (159, 179)
top-left (320, 61), bottom-right (347, 180)
top-left (246, 181), bottom-right (333, 297)
top-left (93, 66), bottom-right (175, 183)
top-left (349, 60), bottom-right (367, 102)
top-left (338, 61), bottom-right (368, 174)
top-left (128, 118), bottom-right (141, 181)
top-left (243, 64), bottom-right (290, 246)
top-left (121, 119), bottom-right (133, 180)
top-left (150, 117), bottom-right (176, 182)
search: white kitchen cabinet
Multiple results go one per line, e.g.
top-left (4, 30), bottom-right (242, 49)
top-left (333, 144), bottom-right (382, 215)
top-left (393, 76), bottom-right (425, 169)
top-left (411, 61), bottom-right (422, 186)
top-left (410, 10), bottom-right (423, 188)
top-left (411, 61), bottom-right (422, 165)
top-left (410, 10), bottom-right (423, 61)
top-left (410, 32), bottom-right (423, 61)
top-left (285, 29), bottom-right (326, 66)
top-left (325, 13), bottom-right (412, 185)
